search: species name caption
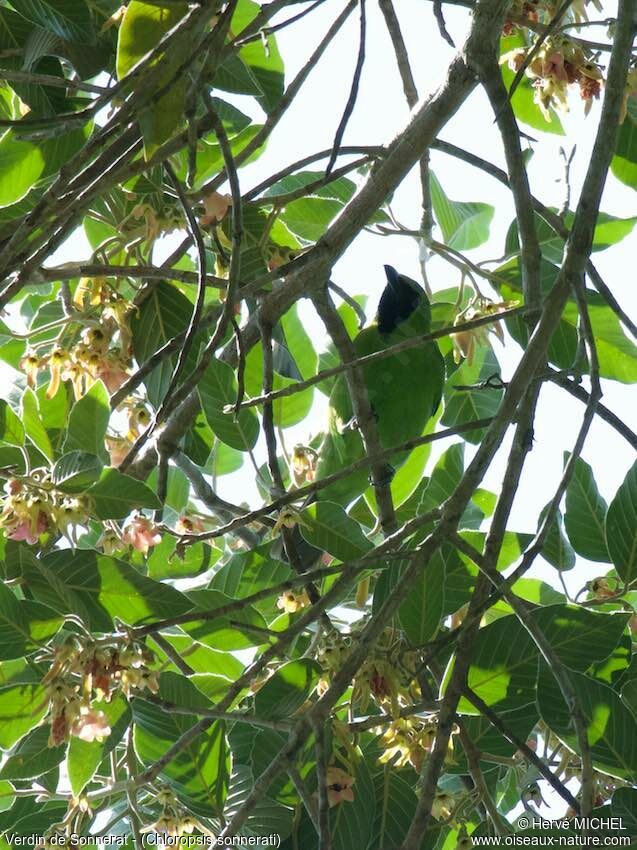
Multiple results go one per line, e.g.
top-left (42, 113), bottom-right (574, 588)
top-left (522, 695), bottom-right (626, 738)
top-left (3, 835), bottom-right (282, 848)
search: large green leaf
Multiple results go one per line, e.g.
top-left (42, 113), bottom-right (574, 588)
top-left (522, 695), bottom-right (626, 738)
top-left (51, 450), bottom-right (103, 494)
top-left (441, 348), bottom-right (503, 443)
top-left (430, 171), bottom-right (495, 250)
top-left (183, 589), bottom-right (270, 651)
top-left (8, 0), bottom-right (94, 42)
top-left (130, 280), bottom-right (196, 407)
top-left (20, 549), bottom-right (193, 631)
top-left (254, 659), bottom-right (318, 719)
top-left (20, 388), bottom-right (53, 460)
top-left (63, 380), bottom-right (110, 457)
top-left (209, 544), bottom-right (292, 616)
top-left (233, 0), bottom-right (285, 112)
top-left (538, 666), bottom-right (637, 778)
top-left (199, 358), bottom-right (260, 451)
top-left (86, 468), bottom-right (161, 519)
top-left (300, 501), bottom-right (375, 564)
top-left (611, 99), bottom-right (637, 189)
top-left (0, 583), bottom-right (63, 661)
top-left (538, 506), bottom-right (576, 571)
top-left (505, 210), bottom-right (637, 265)
top-left (450, 605), bottom-right (629, 713)
top-left (498, 260), bottom-right (637, 381)
top-left (0, 400), bottom-right (24, 446)
top-left (0, 127), bottom-right (90, 208)
top-left (398, 544), bottom-right (446, 645)
top-left (0, 676), bottom-right (47, 748)
top-left (0, 725), bottom-right (64, 781)
top-left (116, 1), bottom-right (189, 158)
top-left (605, 459), bottom-right (637, 584)
top-left (564, 456), bottom-right (610, 563)
top-left (133, 699), bottom-right (229, 816)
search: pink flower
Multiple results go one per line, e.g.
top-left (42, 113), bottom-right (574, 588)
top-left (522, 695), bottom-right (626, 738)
top-left (71, 708), bottom-right (111, 743)
top-left (541, 51), bottom-right (568, 83)
top-left (97, 362), bottom-right (130, 393)
top-left (7, 511), bottom-right (48, 545)
top-left (326, 767), bottom-right (355, 806)
top-left (122, 516), bottom-right (161, 554)
top-left (200, 192), bottom-right (232, 227)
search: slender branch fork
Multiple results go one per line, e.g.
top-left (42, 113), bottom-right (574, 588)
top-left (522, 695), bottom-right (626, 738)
top-left (0, 0), bottom-right (635, 843)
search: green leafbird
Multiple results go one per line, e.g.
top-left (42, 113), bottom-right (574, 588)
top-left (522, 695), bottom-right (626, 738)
top-left (315, 264), bottom-right (445, 504)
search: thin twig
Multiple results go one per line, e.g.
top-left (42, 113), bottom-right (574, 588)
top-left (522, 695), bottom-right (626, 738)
top-left (325, 0), bottom-right (367, 176)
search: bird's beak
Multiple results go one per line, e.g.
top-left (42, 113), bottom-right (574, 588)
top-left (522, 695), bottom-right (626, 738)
top-left (384, 265), bottom-right (400, 290)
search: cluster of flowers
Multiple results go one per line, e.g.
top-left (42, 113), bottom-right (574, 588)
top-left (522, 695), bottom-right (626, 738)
top-left (451, 297), bottom-right (518, 366)
top-left (289, 444), bottom-right (318, 487)
top-left (504, 0), bottom-right (603, 36)
top-left (99, 514), bottom-right (163, 556)
top-left (378, 717), bottom-right (441, 773)
top-left (42, 636), bottom-right (159, 747)
top-left (20, 278), bottom-right (133, 401)
top-left (141, 789), bottom-right (203, 839)
top-left (317, 628), bottom-right (420, 718)
top-left (0, 474), bottom-right (88, 546)
top-left (502, 37), bottom-right (603, 121)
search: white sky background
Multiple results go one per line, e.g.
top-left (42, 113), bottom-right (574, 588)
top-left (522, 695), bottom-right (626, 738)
top-left (42, 0), bottom-right (635, 818)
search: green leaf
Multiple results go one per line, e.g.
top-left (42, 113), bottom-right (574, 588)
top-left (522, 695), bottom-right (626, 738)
top-left (370, 769), bottom-right (419, 850)
top-left (605, 459), bottom-right (637, 584)
top-left (68, 696), bottom-right (130, 796)
top-left (612, 788), bottom-right (637, 833)
top-left (9, 0), bottom-right (94, 42)
top-left (505, 210), bottom-right (637, 265)
top-left (199, 358), bottom-right (260, 451)
top-left (398, 544), bottom-right (446, 645)
top-left (0, 583), bottom-right (63, 660)
top-left (452, 605), bottom-right (629, 713)
top-left (21, 549), bottom-right (193, 630)
top-left (116, 1), bottom-right (189, 158)
top-left (225, 765), bottom-right (294, 841)
top-left (86, 468), bottom-right (161, 519)
top-left (233, 0), bottom-right (285, 112)
top-left (63, 380), bottom-right (110, 457)
top-left (209, 544), bottom-right (292, 616)
top-left (0, 400), bottom-right (24, 446)
top-left (0, 679), bottom-right (47, 748)
top-left (564, 456), bottom-right (610, 563)
top-left (133, 699), bottom-right (229, 817)
top-left (611, 99), bottom-right (637, 189)
top-left (0, 726), bottom-right (64, 781)
top-left (538, 666), bottom-right (637, 778)
top-left (430, 171), bottom-right (495, 250)
top-left (441, 348), bottom-right (503, 443)
top-left (130, 281), bottom-right (195, 406)
top-left (254, 659), bottom-right (318, 719)
top-left (21, 388), bottom-right (53, 460)
top-left (538, 506), bottom-right (576, 571)
top-left (147, 536), bottom-right (219, 581)
top-left (0, 127), bottom-right (90, 208)
top-left (300, 501), bottom-right (375, 564)
top-left (51, 451), bottom-right (103, 494)
top-left (183, 589), bottom-right (270, 651)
